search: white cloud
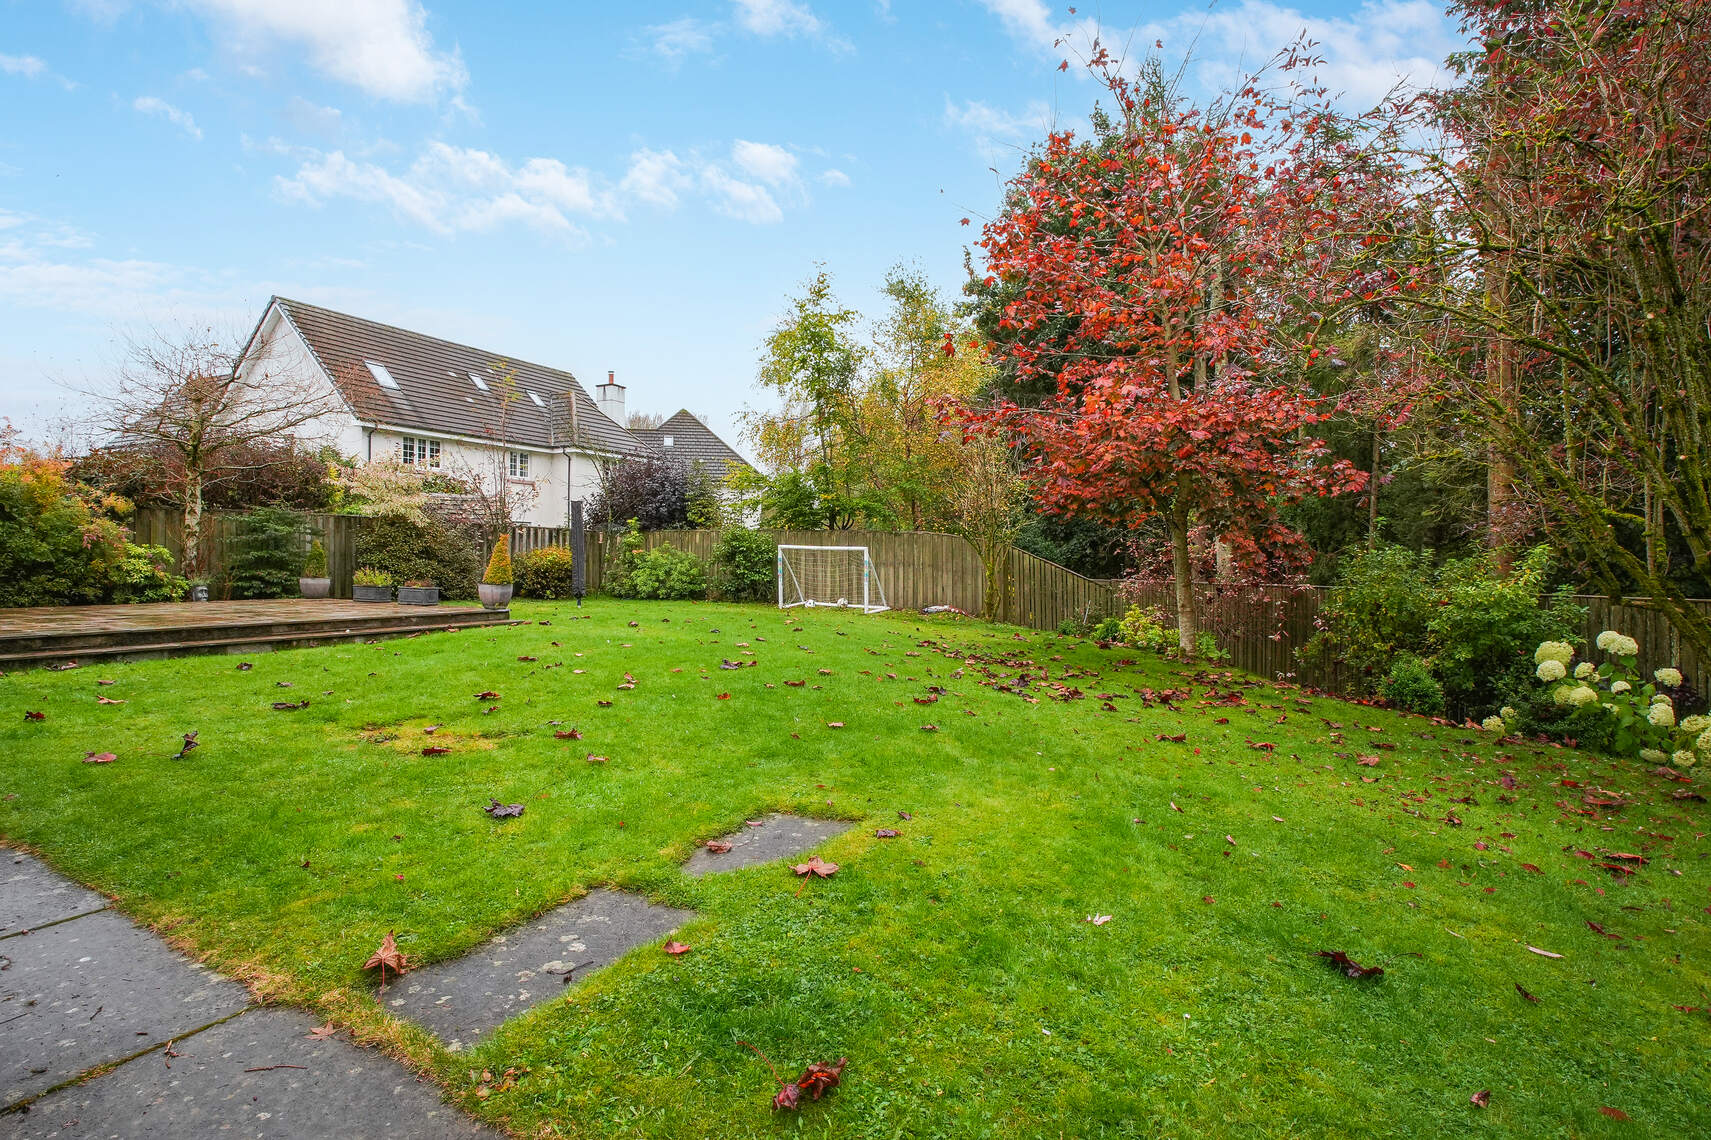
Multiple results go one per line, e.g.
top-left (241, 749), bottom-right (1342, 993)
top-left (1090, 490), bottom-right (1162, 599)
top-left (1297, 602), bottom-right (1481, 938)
top-left (817, 168), bottom-right (850, 187)
top-left (280, 95), bottom-right (343, 137)
top-left (643, 17), bottom-right (716, 63)
top-left (132, 95), bottom-right (203, 139)
top-left (0, 53), bottom-right (48, 79)
top-left (276, 135), bottom-right (814, 236)
top-left (620, 149), bottom-right (692, 209)
top-left (977, 0), bottom-right (1458, 108)
top-left (700, 166), bottom-right (782, 225)
top-left (944, 97), bottom-right (1053, 140)
top-left (731, 140), bottom-right (798, 186)
top-left (181, 0), bottom-right (467, 103)
top-left (731, 0), bottom-right (823, 36)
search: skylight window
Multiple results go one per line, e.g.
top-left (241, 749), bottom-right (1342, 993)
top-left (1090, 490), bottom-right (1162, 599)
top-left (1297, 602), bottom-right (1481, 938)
top-left (365, 361), bottom-right (399, 390)
top-left (527, 390), bottom-right (546, 407)
top-left (663, 435), bottom-right (674, 448)
top-left (469, 372), bottom-right (489, 392)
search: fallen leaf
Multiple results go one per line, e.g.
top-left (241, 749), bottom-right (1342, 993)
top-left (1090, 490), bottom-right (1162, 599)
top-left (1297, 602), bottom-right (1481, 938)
top-left (173, 731), bottom-right (199, 759)
top-left (874, 828), bottom-right (901, 838)
top-left (271, 700), bottom-right (309, 711)
top-left (898, 811), bottom-right (913, 821)
top-left (1599, 1107), bottom-right (1630, 1121)
top-left (554, 729), bottom-right (583, 740)
top-left (1085, 914), bottom-right (1112, 925)
top-left (484, 799), bottom-right (525, 819)
top-left (363, 931), bottom-right (409, 990)
top-left (1526, 946), bottom-right (1562, 959)
top-left (585, 753), bottom-right (609, 764)
top-left (1318, 950), bottom-right (1384, 979)
top-left (474, 691), bottom-right (500, 700)
top-left (792, 857), bottom-right (839, 878)
top-left (96, 695), bottom-right (126, 705)
top-left (1471, 1090), bottom-right (1490, 1108)
top-left (421, 745), bottom-right (451, 756)
top-left (307, 1023), bottom-right (337, 1040)
top-left (826, 721), bottom-right (845, 729)
top-left (706, 840), bottom-right (733, 854)
top-left (82, 751), bottom-right (116, 764)
top-left (1515, 982), bottom-right (1538, 1003)
top-left (663, 941), bottom-right (691, 955)
top-left (24, 711), bottom-right (44, 721)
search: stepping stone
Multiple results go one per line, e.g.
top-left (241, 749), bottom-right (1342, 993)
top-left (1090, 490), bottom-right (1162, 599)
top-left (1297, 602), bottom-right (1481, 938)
top-left (8, 1007), bottom-right (498, 1139)
top-left (1, 911), bottom-right (251, 1108)
top-left (682, 814), bottom-right (854, 877)
top-left (385, 889), bottom-right (693, 1050)
top-left (2, 853), bottom-right (109, 938)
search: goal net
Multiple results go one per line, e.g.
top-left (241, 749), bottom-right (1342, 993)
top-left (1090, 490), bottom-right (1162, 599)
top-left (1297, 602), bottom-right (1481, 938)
top-left (777, 545), bottom-right (888, 614)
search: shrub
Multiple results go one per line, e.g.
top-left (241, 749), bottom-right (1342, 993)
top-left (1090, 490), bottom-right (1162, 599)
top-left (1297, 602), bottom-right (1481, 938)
top-left (484, 533), bottom-right (514, 585)
top-left (353, 512), bottom-right (480, 599)
top-left (1379, 655), bottom-right (1445, 716)
top-left (516, 546), bottom-right (580, 599)
top-left (109, 542), bottom-right (188, 603)
top-left (226, 507), bottom-right (304, 599)
top-left (1427, 546), bottom-right (1582, 715)
top-left (710, 528), bottom-right (775, 601)
top-left (1117, 605), bottom-right (1176, 654)
top-left (0, 443), bottom-right (128, 606)
top-left (1092, 616), bottom-right (1122, 642)
top-left (626, 545), bottom-right (708, 600)
top-left (353, 567), bottom-right (394, 587)
top-left (302, 539), bottom-right (328, 578)
top-left (1530, 631), bottom-right (1707, 765)
top-left (1301, 545), bottom-right (1435, 689)
top-left (1056, 618), bottom-right (1084, 637)
top-left (591, 457), bottom-right (717, 530)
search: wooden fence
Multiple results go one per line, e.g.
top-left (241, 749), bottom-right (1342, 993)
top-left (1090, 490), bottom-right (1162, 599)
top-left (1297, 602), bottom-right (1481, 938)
top-left (129, 508), bottom-right (1711, 694)
top-left (131, 508), bottom-right (365, 598)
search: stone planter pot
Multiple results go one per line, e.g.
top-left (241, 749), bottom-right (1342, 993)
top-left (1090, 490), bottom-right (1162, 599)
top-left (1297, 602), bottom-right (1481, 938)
top-left (396, 585), bottom-right (440, 606)
top-left (187, 583), bottom-right (210, 603)
top-left (299, 576), bottom-right (331, 599)
top-left (352, 584), bottom-right (392, 603)
top-left (479, 582), bottom-right (513, 610)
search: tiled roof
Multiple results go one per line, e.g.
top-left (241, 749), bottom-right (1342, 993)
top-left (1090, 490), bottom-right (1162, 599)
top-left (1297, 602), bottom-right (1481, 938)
top-left (267, 297), bottom-right (648, 456)
top-left (630, 410), bottom-right (754, 482)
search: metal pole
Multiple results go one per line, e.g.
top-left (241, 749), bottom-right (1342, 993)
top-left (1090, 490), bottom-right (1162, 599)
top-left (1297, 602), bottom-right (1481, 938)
top-left (571, 500), bottom-right (586, 607)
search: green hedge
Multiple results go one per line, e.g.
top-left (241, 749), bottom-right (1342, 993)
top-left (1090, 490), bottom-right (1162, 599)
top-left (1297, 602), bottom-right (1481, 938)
top-left (353, 513), bottom-right (481, 600)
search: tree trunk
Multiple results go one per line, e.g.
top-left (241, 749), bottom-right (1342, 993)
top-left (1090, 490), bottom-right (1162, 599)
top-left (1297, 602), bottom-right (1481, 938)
top-left (1367, 426), bottom-right (1381, 546)
top-left (182, 472), bottom-right (205, 581)
top-left (1170, 500), bottom-right (1198, 660)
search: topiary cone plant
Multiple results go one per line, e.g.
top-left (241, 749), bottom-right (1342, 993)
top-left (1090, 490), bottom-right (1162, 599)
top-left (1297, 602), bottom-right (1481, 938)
top-left (299, 539), bottom-right (332, 599)
top-left (480, 534), bottom-right (514, 610)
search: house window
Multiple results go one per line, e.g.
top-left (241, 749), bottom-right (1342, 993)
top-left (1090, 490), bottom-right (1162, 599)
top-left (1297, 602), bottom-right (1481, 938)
top-left (508, 450), bottom-right (530, 478)
top-left (401, 436), bottom-right (440, 467)
top-left (662, 435), bottom-right (673, 448)
top-left (365, 361), bottom-right (399, 389)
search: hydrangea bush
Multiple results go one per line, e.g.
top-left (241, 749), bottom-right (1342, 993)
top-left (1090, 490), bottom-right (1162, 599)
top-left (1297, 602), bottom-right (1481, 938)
top-left (1526, 632), bottom-right (1701, 766)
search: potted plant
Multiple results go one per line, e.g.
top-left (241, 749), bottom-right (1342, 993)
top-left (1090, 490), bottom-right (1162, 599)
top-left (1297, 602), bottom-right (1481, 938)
top-left (480, 535), bottom-right (514, 610)
top-left (299, 539), bottom-right (332, 599)
top-left (187, 580), bottom-right (210, 603)
top-left (397, 578), bottom-right (439, 606)
top-left (352, 567), bottom-right (395, 602)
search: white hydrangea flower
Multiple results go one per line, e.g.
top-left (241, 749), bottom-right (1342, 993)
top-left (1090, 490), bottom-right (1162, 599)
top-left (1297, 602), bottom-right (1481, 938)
top-left (1655, 667), bottom-right (1683, 688)
top-left (1610, 680), bottom-right (1631, 694)
top-left (1595, 630), bottom-right (1618, 651)
top-left (1536, 659), bottom-right (1567, 682)
top-left (1608, 634), bottom-right (1640, 658)
top-left (1672, 750), bottom-right (1697, 768)
top-left (1640, 748), bottom-right (1669, 764)
top-left (1697, 727), bottom-right (1711, 754)
top-left (1534, 641), bottom-right (1574, 666)
top-left (1552, 685), bottom-right (1574, 706)
top-left (1652, 691), bottom-right (1672, 706)
top-left (1569, 685), bottom-right (1600, 707)
top-left (1574, 662), bottom-right (1596, 679)
top-left (1500, 706), bottom-right (1518, 722)
top-left (1648, 702), bottom-right (1676, 728)
top-left (1481, 715), bottom-right (1505, 733)
top-left (1681, 715), bottom-right (1711, 735)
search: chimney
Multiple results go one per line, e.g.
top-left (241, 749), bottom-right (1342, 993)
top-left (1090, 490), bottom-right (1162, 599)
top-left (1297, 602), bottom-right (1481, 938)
top-left (596, 369), bottom-right (625, 424)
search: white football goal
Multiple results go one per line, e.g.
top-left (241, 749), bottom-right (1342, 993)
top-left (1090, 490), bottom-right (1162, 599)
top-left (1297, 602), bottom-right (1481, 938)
top-left (777, 545), bottom-right (889, 614)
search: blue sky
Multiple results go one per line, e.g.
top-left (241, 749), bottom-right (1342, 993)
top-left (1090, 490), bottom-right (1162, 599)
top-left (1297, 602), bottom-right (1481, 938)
top-left (0, 0), bottom-right (1460, 458)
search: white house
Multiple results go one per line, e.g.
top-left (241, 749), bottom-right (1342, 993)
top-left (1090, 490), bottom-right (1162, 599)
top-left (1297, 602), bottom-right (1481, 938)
top-left (236, 297), bottom-right (749, 527)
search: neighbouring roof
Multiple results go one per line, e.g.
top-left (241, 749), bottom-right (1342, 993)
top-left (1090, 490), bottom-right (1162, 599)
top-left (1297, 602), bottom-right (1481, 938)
top-left (258, 297), bottom-right (649, 456)
top-left (630, 410), bottom-right (755, 484)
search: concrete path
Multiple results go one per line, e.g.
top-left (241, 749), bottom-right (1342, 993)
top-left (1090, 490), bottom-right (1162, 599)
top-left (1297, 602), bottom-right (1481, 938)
top-left (1, 851), bottom-right (495, 1139)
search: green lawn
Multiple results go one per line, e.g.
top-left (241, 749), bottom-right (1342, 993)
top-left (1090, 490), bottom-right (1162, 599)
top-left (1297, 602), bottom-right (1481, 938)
top-left (3, 600), bottom-right (1706, 1137)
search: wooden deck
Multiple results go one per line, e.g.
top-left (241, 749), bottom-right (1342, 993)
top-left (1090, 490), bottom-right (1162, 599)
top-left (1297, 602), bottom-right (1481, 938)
top-left (0, 599), bottom-right (514, 671)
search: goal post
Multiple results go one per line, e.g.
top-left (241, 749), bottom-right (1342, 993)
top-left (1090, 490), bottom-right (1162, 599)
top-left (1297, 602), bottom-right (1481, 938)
top-left (777, 545), bottom-right (889, 614)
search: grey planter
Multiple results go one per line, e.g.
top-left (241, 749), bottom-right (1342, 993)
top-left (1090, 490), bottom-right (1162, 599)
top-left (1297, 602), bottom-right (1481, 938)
top-left (479, 582), bottom-right (513, 610)
top-left (396, 585), bottom-right (440, 606)
top-left (188, 583), bottom-right (209, 602)
top-left (352, 584), bottom-right (392, 603)
top-left (299, 576), bottom-right (331, 599)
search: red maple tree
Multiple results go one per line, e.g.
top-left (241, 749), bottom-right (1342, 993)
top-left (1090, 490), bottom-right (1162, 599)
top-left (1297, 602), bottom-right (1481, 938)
top-left (976, 48), bottom-right (1370, 655)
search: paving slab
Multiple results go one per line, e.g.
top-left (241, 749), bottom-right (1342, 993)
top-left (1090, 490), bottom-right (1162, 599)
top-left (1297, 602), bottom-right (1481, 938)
top-left (385, 889), bottom-right (694, 1050)
top-left (6, 1007), bottom-right (496, 1139)
top-left (1, 911), bottom-right (251, 1108)
top-left (2, 854), bottom-right (109, 939)
top-left (682, 813), bottom-right (854, 876)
